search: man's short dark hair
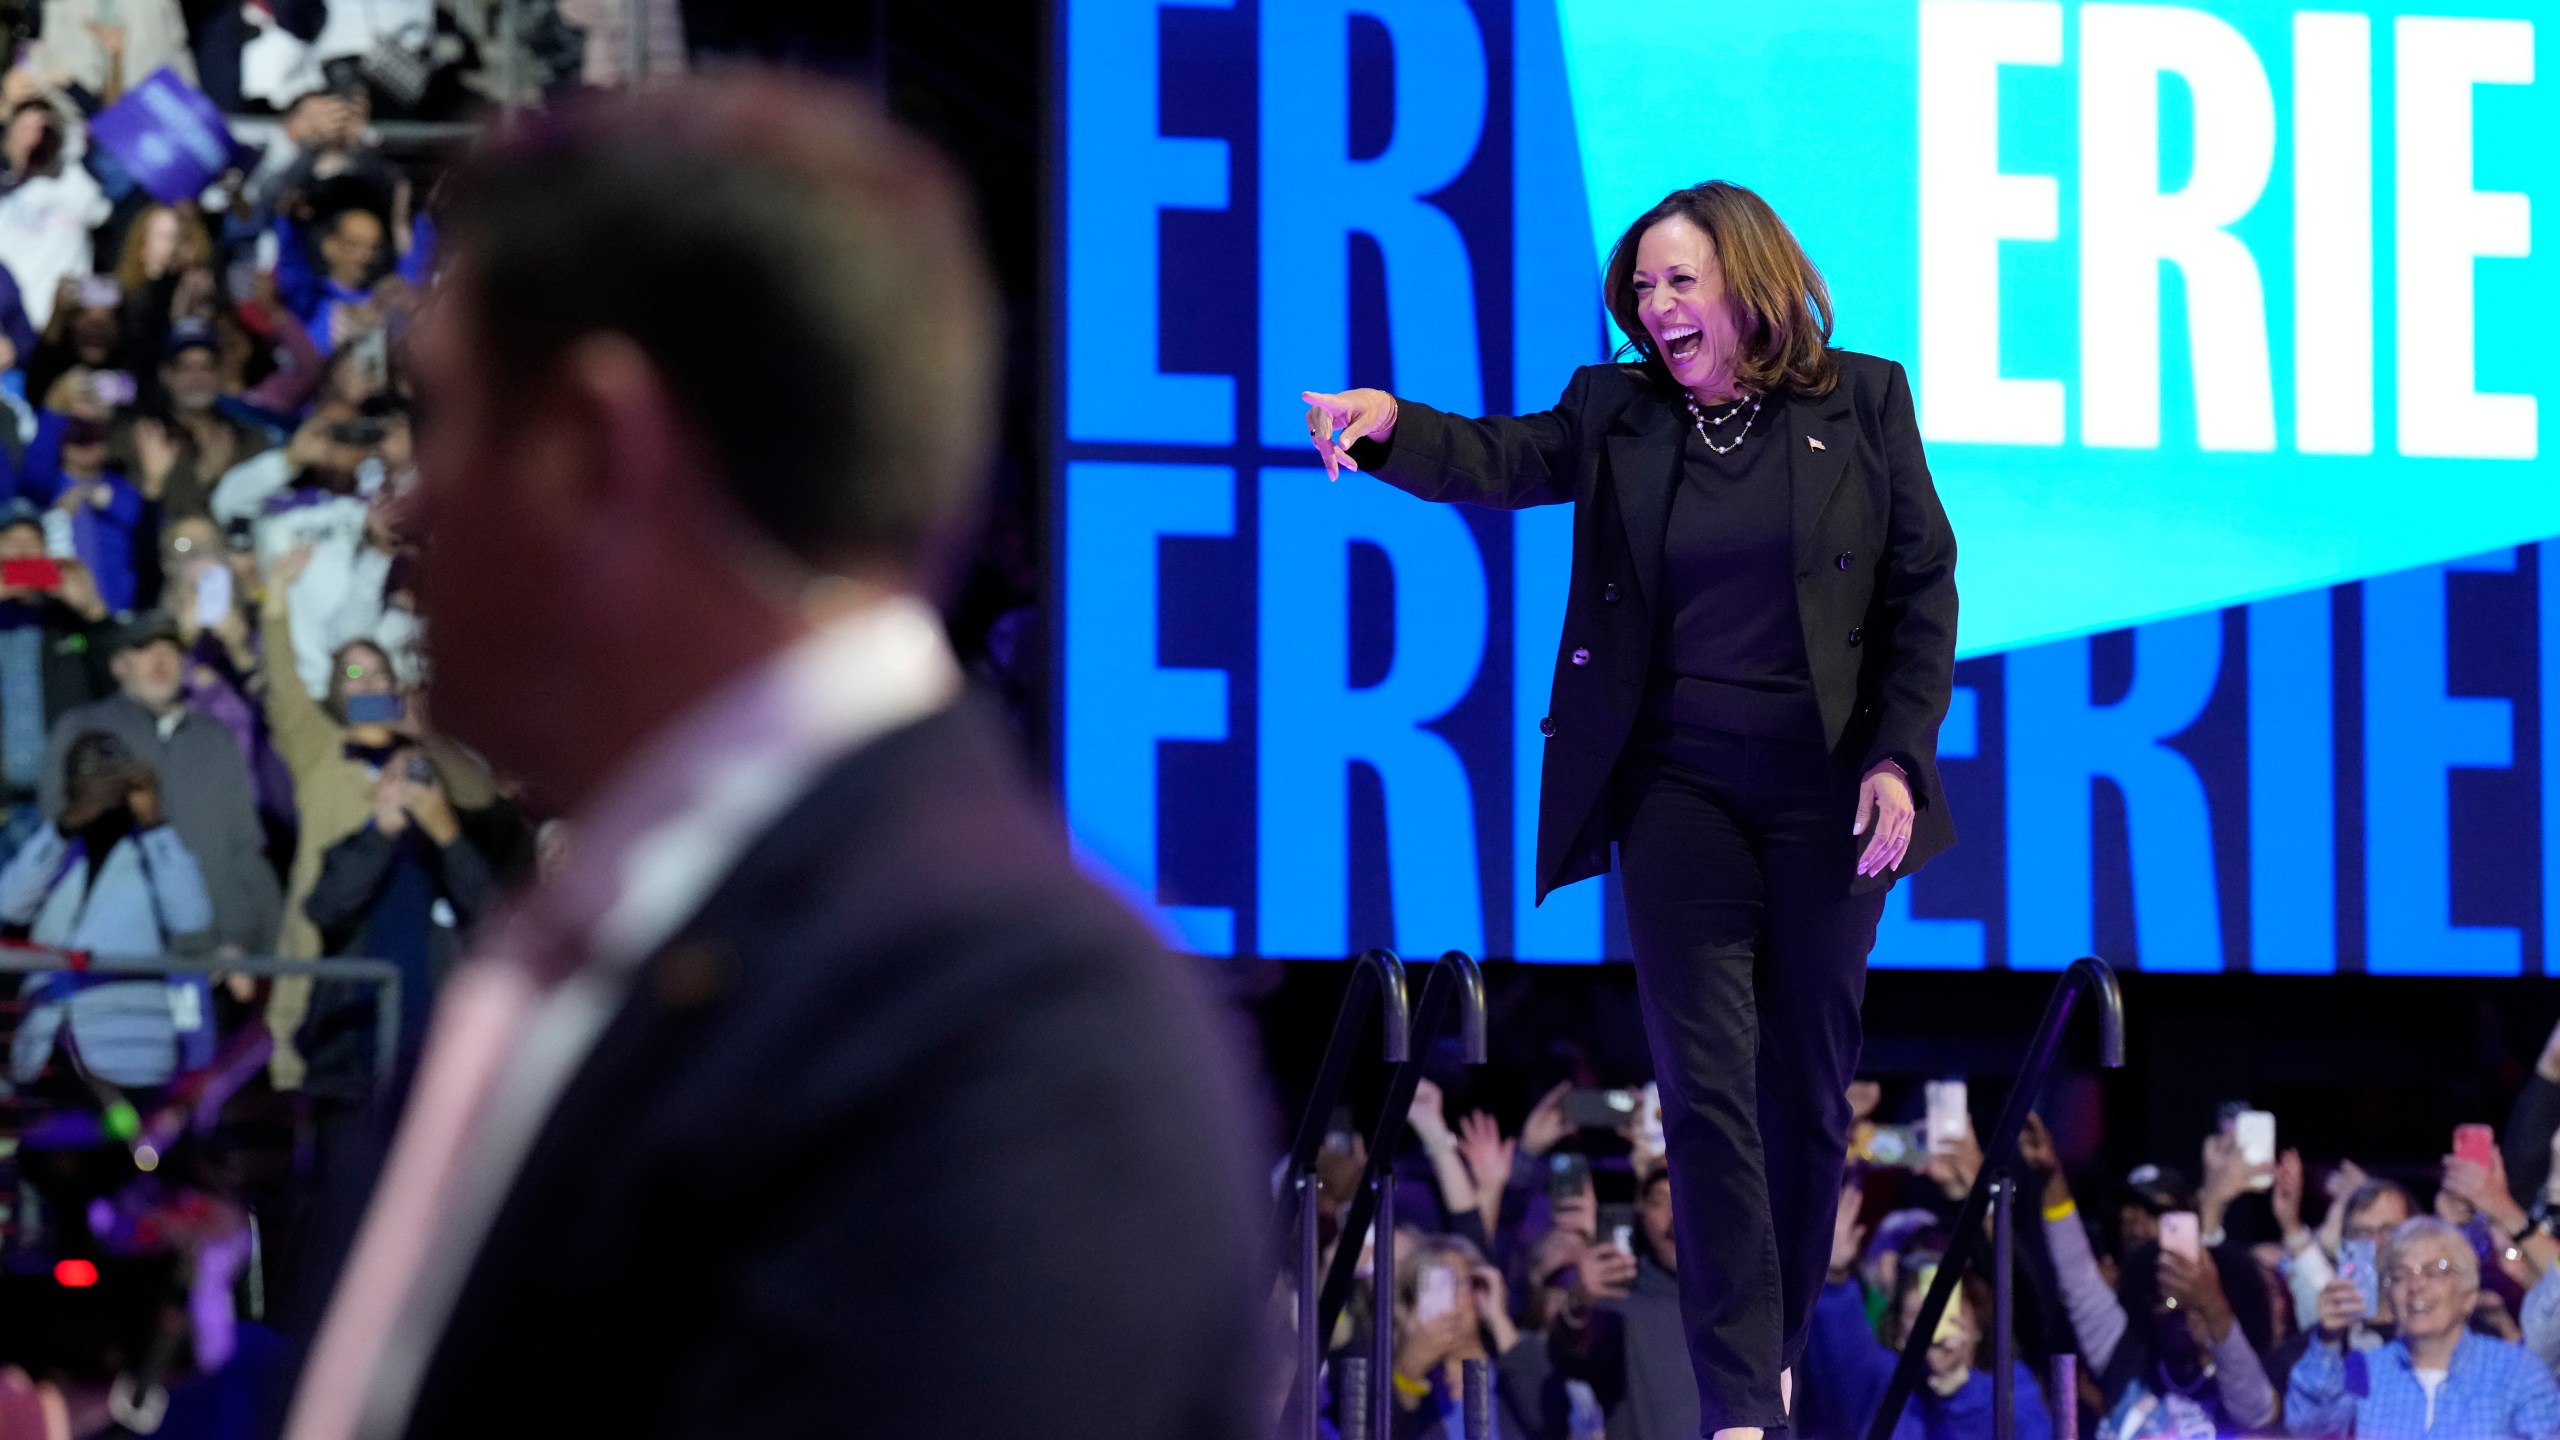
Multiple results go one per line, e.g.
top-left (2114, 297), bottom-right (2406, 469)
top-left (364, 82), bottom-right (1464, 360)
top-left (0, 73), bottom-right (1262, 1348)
top-left (2344, 1177), bottom-right (2415, 1226)
top-left (439, 74), bottom-right (998, 579)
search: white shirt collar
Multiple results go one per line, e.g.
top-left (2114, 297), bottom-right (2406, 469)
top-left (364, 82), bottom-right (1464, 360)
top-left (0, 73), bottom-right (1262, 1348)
top-left (346, 595), bottom-right (961, 1439)
top-left (533, 592), bottom-right (963, 972)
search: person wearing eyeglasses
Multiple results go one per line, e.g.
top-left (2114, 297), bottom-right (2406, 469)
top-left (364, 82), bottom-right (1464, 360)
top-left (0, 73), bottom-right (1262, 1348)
top-left (2289, 1215), bottom-right (2560, 1439)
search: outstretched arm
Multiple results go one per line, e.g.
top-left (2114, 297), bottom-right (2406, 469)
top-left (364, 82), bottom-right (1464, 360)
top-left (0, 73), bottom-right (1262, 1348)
top-left (1308, 366), bottom-right (1598, 511)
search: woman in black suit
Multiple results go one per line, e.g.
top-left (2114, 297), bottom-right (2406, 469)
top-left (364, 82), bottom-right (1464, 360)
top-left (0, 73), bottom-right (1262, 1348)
top-left (1304, 180), bottom-right (1959, 1440)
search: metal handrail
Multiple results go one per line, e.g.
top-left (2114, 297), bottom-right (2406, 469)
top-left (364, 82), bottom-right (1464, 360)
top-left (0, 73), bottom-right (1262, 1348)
top-left (1863, 956), bottom-right (2125, 1440)
top-left (1315, 948), bottom-right (1488, 1440)
top-left (0, 946), bottom-right (409, 1095)
top-left (1277, 950), bottom-right (1412, 1440)
top-left (1275, 950), bottom-right (1414, 1248)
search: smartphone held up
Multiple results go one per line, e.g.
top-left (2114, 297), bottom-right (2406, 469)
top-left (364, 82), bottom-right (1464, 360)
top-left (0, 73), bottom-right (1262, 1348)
top-left (2159, 1210), bottom-right (2201, 1263)
top-left (2339, 1236), bottom-right (2380, 1319)
top-left (1924, 1079), bottom-right (1968, 1155)
top-left (2235, 1109), bottom-right (2277, 1189)
top-left (2455, 1123), bottom-right (2498, 1172)
top-left (1415, 1263), bottom-right (1459, 1325)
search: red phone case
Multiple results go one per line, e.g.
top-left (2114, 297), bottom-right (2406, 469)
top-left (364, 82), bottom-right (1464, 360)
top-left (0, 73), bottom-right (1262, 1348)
top-left (1, 559), bottom-right (61, 590)
top-left (2456, 1124), bottom-right (2498, 1168)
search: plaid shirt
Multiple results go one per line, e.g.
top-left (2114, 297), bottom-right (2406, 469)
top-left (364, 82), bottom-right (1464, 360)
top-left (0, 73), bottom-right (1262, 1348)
top-left (2289, 1331), bottom-right (2560, 1440)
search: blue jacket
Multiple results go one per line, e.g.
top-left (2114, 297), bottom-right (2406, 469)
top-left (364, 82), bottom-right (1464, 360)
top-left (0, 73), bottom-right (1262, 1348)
top-left (1, 821), bottom-right (214, 1086)
top-left (1804, 1278), bottom-right (2055, 1440)
top-left (2288, 1330), bottom-right (2560, 1440)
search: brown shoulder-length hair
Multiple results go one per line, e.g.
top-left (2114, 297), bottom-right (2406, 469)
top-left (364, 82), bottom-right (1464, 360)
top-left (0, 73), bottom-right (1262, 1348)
top-left (1602, 181), bottom-right (1837, 398)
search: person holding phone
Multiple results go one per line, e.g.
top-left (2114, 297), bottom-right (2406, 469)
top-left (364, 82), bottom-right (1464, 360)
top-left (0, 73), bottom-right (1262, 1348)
top-left (1304, 180), bottom-right (1958, 1440)
top-left (2290, 1216), bottom-right (2560, 1440)
top-left (36, 611), bottom-right (281, 956)
top-left (257, 546), bottom-right (496, 1087)
top-left (1, 731), bottom-right (215, 1089)
top-left (1548, 1165), bottom-right (1705, 1437)
top-left (0, 500), bottom-right (109, 864)
top-left (0, 99), bottom-right (110, 332)
top-left (1808, 1183), bottom-right (2055, 1440)
top-left (211, 388), bottom-right (417, 704)
top-left (124, 324), bottom-right (270, 532)
top-left (33, 415), bottom-right (144, 613)
top-left (2019, 1114), bottom-right (2280, 1437)
top-left (2261, 1176), bottom-right (2417, 1394)
top-left (1380, 1234), bottom-right (1547, 1440)
top-left (298, 745), bottom-right (508, 1098)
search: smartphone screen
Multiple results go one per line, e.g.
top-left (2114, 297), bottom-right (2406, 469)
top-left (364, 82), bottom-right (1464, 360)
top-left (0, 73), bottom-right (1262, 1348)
top-left (2456, 1124), bottom-right (2498, 1171)
top-left (90, 370), bottom-right (136, 408)
top-left (194, 562), bottom-right (233, 627)
top-left (1547, 1152), bottom-right (1590, 1210)
top-left (1925, 1079), bottom-right (1969, 1154)
top-left (1415, 1264), bottom-right (1458, 1324)
top-left (2340, 1236), bottom-right (2380, 1318)
top-left (2237, 1110), bottom-right (2277, 1180)
top-left (1560, 1088), bottom-right (1638, 1130)
top-left (2160, 1210), bottom-right (2202, 1262)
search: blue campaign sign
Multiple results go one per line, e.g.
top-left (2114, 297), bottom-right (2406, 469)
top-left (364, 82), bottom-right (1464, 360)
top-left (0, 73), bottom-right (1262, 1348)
top-left (1054, 0), bottom-right (2560, 973)
top-left (90, 68), bottom-right (244, 204)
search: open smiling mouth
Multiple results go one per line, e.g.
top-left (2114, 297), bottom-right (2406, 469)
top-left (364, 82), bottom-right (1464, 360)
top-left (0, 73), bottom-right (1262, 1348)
top-left (1661, 323), bottom-right (1702, 364)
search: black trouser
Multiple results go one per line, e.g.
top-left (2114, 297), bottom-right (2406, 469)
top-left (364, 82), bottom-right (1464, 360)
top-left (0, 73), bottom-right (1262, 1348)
top-left (1615, 720), bottom-right (1887, 1435)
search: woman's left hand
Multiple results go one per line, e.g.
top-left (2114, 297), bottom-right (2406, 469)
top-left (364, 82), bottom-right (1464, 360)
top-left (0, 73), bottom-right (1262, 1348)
top-left (1853, 762), bottom-right (1916, 877)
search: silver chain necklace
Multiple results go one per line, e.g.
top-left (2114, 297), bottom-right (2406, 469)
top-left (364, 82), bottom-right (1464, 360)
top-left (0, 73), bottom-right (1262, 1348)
top-left (1683, 389), bottom-right (1763, 454)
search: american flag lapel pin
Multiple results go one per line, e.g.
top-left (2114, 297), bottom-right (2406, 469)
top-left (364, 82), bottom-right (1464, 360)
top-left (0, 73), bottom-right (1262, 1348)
top-left (1807, 435), bottom-right (1826, 451)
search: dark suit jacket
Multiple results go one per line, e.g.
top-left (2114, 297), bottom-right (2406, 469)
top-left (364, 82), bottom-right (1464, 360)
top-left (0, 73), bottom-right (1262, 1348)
top-left (1357, 350), bottom-right (1958, 899)
top-left (337, 702), bottom-right (1267, 1438)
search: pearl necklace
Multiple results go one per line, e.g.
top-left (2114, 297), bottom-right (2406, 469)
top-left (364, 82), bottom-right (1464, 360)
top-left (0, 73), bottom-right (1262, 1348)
top-left (1683, 389), bottom-right (1763, 454)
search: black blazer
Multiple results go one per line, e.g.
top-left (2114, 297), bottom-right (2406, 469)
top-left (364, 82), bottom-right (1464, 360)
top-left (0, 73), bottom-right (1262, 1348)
top-left (1358, 349), bottom-right (1958, 899)
top-left (307, 703), bottom-right (1270, 1439)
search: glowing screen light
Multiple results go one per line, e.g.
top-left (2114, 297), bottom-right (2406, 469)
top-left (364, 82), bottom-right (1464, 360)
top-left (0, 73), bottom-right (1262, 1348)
top-left (1055, 0), bottom-right (2558, 973)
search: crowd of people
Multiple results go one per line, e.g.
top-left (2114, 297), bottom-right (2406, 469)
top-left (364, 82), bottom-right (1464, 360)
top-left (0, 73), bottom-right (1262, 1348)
top-left (0, 7), bottom-right (684, 1431)
top-left (9, 6), bottom-right (2560, 1440)
top-left (0, 22), bottom-right (546, 1099)
top-left (1311, 1023), bottom-right (2560, 1440)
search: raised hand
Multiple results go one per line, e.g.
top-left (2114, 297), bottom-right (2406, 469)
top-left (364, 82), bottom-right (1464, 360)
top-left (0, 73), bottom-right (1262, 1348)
top-left (1829, 1181), bottom-right (1869, 1281)
top-left (131, 417), bottom-right (180, 500)
top-left (1301, 388), bottom-right (1397, 481)
top-left (53, 559), bottom-right (105, 622)
top-left (2158, 1245), bottom-right (2234, 1339)
top-left (1520, 1081), bottom-right (1572, 1157)
top-left (1408, 1077), bottom-right (1456, 1152)
top-left (1924, 1119), bottom-right (1981, 1201)
top-left (2315, 1276), bottom-right (2368, 1338)
top-left (2443, 1148), bottom-right (2527, 1234)
top-left (2198, 1133), bottom-right (2254, 1213)
top-left (1455, 1111), bottom-right (1516, 1200)
top-left (126, 761), bottom-right (160, 824)
top-left (1570, 1243), bottom-right (1638, 1307)
top-left (267, 543), bottom-right (315, 590)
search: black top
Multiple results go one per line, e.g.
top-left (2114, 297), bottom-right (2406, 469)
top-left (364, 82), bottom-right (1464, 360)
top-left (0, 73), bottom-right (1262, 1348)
top-left (1648, 396), bottom-right (1823, 739)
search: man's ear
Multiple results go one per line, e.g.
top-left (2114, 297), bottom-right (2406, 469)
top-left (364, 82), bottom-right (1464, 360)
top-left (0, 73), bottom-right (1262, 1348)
top-left (498, 333), bottom-right (691, 546)
top-left (553, 333), bottom-right (694, 525)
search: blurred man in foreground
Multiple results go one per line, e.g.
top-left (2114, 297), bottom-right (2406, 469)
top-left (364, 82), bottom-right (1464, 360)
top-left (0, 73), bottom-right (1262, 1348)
top-left (281, 75), bottom-right (1266, 1439)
